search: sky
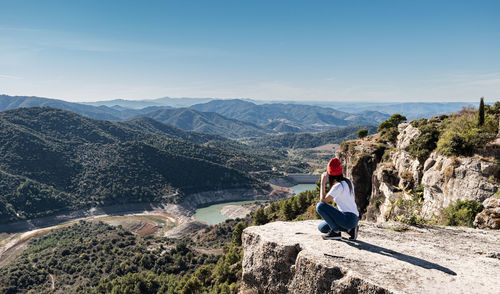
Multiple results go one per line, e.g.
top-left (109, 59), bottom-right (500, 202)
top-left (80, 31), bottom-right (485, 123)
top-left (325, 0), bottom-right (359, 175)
top-left (0, 0), bottom-right (499, 103)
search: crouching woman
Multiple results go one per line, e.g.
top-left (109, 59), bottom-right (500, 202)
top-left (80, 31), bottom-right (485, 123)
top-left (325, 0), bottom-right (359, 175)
top-left (316, 158), bottom-right (359, 240)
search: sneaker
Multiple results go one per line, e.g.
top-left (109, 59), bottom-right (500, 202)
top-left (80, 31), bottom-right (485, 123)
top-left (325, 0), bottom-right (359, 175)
top-left (347, 225), bottom-right (358, 240)
top-left (322, 230), bottom-right (342, 240)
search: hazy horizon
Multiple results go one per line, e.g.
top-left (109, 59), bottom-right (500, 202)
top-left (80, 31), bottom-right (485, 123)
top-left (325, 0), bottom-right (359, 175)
top-left (1, 1), bottom-right (499, 102)
top-left (0, 93), bottom-right (490, 105)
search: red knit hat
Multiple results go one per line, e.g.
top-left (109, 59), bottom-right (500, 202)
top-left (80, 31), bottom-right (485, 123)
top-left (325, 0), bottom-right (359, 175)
top-left (327, 158), bottom-right (343, 176)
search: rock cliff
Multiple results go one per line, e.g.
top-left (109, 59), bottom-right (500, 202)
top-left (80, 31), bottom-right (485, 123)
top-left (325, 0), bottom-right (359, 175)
top-left (241, 220), bottom-right (500, 294)
top-left (337, 122), bottom-right (500, 227)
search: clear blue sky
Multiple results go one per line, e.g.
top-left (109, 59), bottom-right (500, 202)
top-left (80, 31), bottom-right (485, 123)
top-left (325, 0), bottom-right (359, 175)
top-left (0, 0), bottom-right (499, 102)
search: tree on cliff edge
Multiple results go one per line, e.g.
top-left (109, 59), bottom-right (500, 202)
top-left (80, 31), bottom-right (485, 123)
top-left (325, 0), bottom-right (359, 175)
top-left (478, 97), bottom-right (485, 126)
top-left (357, 129), bottom-right (368, 139)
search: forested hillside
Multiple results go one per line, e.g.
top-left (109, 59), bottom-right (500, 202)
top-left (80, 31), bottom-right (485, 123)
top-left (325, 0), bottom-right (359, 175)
top-left (250, 125), bottom-right (377, 148)
top-left (0, 107), bottom-right (279, 223)
top-left (0, 94), bottom-right (124, 121)
top-left (139, 108), bottom-right (271, 138)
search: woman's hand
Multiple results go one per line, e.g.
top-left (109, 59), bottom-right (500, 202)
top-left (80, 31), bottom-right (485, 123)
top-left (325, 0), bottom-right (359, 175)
top-left (321, 172), bottom-right (328, 184)
top-left (320, 172), bottom-right (328, 201)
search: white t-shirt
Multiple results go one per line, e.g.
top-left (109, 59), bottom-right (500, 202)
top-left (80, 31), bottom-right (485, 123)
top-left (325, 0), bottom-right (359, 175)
top-left (327, 180), bottom-right (359, 217)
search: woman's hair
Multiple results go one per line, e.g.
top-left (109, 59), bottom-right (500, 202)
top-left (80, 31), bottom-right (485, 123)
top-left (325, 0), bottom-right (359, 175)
top-left (328, 174), bottom-right (354, 194)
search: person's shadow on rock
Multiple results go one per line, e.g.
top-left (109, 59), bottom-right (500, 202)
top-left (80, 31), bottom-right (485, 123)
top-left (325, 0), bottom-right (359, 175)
top-left (342, 239), bottom-right (457, 276)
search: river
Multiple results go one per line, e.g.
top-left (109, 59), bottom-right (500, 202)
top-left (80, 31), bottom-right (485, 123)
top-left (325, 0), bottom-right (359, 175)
top-left (194, 184), bottom-right (317, 225)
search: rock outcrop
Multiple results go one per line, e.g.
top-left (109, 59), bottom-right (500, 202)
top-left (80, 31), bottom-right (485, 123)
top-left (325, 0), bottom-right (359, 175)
top-left (474, 197), bottom-right (500, 229)
top-left (338, 123), bottom-right (500, 225)
top-left (241, 220), bottom-right (500, 294)
top-left (421, 152), bottom-right (499, 215)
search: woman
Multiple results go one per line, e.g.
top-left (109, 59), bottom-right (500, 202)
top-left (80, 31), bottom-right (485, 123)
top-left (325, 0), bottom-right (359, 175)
top-left (316, 158), bottom-right (359, 240)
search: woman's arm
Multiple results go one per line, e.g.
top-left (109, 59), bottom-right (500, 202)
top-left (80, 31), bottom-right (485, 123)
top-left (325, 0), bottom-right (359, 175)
top-left (319, 172), bottom-right (333, 203)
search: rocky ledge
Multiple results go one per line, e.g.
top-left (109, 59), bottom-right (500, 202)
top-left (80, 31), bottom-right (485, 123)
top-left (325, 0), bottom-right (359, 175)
top-left (241, 220), bottom-right (500, 294)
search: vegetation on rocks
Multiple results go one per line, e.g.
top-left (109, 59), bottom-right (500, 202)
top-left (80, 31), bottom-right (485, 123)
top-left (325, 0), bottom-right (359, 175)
top-left (436, 103), bottom-right (499, 156)
top-left (443, 200), bottom-right (484, 227)
top-left (408, 117), bottom-right (442, 163)
top-left (402, 100), bottom-right (499, 160)
top-left (357, 128), bottom-right (368, 139)
top-left (389, 187), bottom-right (427, 226)
top-left (377, 114), bottom-right (407, 144)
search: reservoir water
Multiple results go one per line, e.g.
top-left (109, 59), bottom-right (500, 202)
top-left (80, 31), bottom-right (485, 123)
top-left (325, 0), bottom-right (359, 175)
top-left (290, 183), bottom-right (317, 195)
top-left (194, 184), bottom-right (317, 225)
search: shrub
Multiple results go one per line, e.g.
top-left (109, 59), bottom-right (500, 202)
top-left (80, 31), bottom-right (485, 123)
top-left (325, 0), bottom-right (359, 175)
top-left (378, 127), bottom-right (399, 144)
top-left (357, 129), bottom-right (368, 139)
top-left (443, 200), bottom-right (483, 227)
top-left (377, 114), bottom-right (407, 144)
top-left (408, 123), bottom-right (440, 163)
top-left (390, 187), bottom-right (426, 226)
top-left (377, 114), bottom-right (407, 132)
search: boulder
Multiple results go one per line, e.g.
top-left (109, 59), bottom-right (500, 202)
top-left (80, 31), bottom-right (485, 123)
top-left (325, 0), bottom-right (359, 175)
top-left (241, 220), bottom-right (500, 294)
top-left (474, 197), bottom-right (500, 229)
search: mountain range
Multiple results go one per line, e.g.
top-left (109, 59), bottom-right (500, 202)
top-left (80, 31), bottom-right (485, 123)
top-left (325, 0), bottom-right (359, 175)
top-left (0, 95), bottom-right (388, 137)
top-left (82, 95), bottom-right (481, 120)
top-left (190, 99), bottom-right (387, 131)
top-left (84, 96), bottom-right (213, 109)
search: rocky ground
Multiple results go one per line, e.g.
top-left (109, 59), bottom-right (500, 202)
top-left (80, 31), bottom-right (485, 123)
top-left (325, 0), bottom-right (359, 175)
top-left (241, 220), bottom-right (500, 294)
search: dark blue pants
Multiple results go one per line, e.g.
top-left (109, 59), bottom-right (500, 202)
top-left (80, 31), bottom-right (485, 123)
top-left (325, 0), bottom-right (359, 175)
top-left (316, 202), bottom-right (358, 233)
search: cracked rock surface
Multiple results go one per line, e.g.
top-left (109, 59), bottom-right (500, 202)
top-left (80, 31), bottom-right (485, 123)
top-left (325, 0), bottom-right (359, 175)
top-left (241, 220), bottom-right (500, 294)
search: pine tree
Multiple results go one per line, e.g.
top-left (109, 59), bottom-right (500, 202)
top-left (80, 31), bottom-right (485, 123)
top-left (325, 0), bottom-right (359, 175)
top-left (478, 97), bottom-right (485, 126)
top-left (253, 208), bottom-right (268, 226)
top-left (232, 222), bottom-right (247, 246)
top-left (281, 201), bottom-right (294, 220)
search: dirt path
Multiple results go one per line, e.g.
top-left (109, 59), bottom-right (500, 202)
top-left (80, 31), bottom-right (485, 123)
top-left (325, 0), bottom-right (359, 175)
top-left (193, 246), bottom-right (224, 255)
top-left (49, 274), bottom-right (55, 291)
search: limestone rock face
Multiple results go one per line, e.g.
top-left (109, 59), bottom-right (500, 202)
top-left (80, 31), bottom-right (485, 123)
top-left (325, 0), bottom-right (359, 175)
top-left (421, 152), bottom-right (499, 215)
top-left (474, 198), bottom-right (500, 229)
top-left (390, 149), bottom-right (421, 188)
top-left (241, 221), bottom-right (500, 294)
top-left (364, 164), bottom-right (402, 222)
top-left (396, 123), bottom-right (420, 151)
